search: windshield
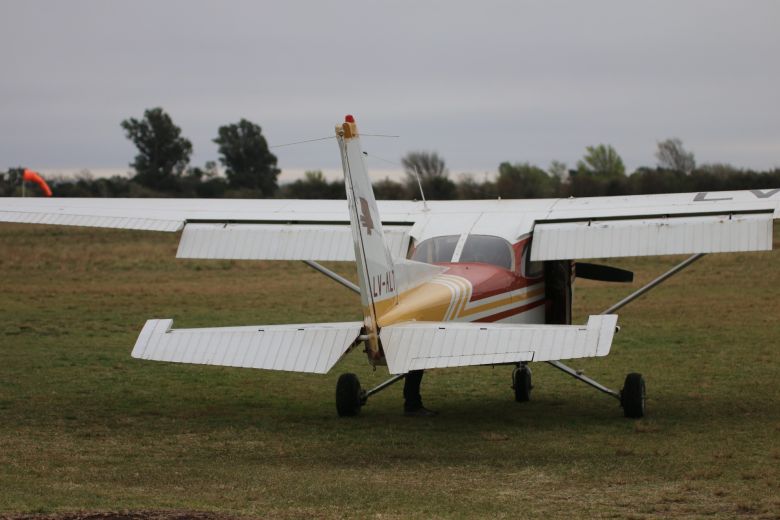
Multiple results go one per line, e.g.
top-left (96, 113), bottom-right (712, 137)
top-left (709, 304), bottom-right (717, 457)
top-left (411, 234), bottom-right (514, 270)
top-left (411, 235), bottom-right (459, 263)
top-left (458, 235), bottom-right (513, 269)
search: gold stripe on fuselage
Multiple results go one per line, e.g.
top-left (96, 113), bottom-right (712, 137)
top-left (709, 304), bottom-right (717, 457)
top-left (376, 275), bottom-right (544, 327)
top-left (430, 274), bottom-right (472, 321)
top-left (458, 286), bottom-right (545, 318)
top-left (375, 280), bottom-right (454, 326)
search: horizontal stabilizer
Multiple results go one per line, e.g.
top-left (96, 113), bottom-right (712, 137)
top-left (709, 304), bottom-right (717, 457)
top-left (132, 319), bottom-right (363, 374)
top-left (380, 315), bottom-right (618, 375)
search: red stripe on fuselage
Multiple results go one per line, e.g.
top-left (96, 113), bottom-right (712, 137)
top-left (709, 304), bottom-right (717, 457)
top-left (435, 236), bottom-right (542, 303)
top-left (440, 263), bottom-right (535, 302)
top-left (478, 298), bottom-right (545, 323)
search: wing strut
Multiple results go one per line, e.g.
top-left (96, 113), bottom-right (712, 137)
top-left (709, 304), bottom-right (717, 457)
top-left (547, 360), bottom-right (620, 399)
top-left (548, 253), bottom-right (706, 401)
top-left (303, 260), bottom-right (360, 294)
top-left (600, 253), bottom-right (705, 315)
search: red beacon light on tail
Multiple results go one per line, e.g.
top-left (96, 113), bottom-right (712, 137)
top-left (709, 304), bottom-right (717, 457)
top-left (341, 114), bottom-right (358, 138)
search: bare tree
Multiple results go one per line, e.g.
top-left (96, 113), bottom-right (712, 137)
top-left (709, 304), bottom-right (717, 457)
top-left (655, 138), bottom-right (695, 174)
top-left (401, 151), bottom-right (455, 200)
top-left (402, 151), bottom-right (448, 182)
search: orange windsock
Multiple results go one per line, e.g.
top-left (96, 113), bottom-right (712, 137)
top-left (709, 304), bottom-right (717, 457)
top-left (23, 169), bottom-right (53, 197)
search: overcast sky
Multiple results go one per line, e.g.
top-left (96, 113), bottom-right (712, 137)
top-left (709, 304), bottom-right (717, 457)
top-left (1, 1), bottom-right (778, 181)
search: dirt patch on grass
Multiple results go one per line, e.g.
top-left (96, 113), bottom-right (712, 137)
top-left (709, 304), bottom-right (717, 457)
top-left (1, 512), bottom-right (240, 520)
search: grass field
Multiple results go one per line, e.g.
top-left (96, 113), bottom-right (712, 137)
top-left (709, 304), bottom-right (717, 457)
top-left (1, 223), bottom-right (778, 519)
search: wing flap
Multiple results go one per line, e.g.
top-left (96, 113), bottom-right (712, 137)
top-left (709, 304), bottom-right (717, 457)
top-left (531, 212), bottom-right (773, 261)
top-left (175, 222), bottom-right (411, 261)
top-left (131, 319), bottom-right (363, 374)
top-left (379, 315), bottom-right (618, 375)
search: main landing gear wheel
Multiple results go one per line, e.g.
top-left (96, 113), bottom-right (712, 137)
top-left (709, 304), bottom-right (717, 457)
top-left (620, 372), bottom-right (646, 418)
top-left (512, 364), bottom-right (532, 402)
top-left (336, 373), bottom-right (365, 417)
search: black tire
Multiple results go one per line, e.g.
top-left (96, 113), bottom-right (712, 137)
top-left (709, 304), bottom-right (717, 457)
top-left (513, 365), bottom-right (532, 402)
top-left (336, 373), bottom-right (363, 417)
top-left (621, 372), bottom-right (646, 418)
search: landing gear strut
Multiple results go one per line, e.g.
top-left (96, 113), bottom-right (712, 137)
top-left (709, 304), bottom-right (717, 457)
top-left (539, 254), bottom-right (705, 417)
top-left (545, 361), bottom-right (646, 418)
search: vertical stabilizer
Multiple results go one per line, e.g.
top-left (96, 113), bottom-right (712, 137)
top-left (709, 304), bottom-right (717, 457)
top-left (336, 115), bottom-right (397, 361)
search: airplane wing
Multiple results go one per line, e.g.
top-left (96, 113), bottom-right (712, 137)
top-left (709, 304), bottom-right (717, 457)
top-left (0, 197), bottom-right (419, 261)
top-left (530, 189), bottom-right (780, 260)
top-left (0, 197), bottom-right (430, 230)
top-left (379, 315), bottom-right (618, 374)
top-left (132, 319), bottom-right (363, 374)
top-left (2, 188), bottom-right (778, 262)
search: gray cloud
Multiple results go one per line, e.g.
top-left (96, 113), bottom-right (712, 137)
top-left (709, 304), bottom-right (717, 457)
top-left (1, 0), bottom-right (778, 177)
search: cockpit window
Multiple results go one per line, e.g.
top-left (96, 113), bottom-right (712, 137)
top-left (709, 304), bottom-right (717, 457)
top-left (458, 235), bottom-right (513, 270)
top-left (411, 235), bottom-right (459, 263)
top-left (522, 242), bottom-right (545, 278)
top-left (411, 234), bottom-right (514, 270)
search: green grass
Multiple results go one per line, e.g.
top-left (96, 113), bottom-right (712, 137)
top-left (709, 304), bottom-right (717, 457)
top-left (1, 224), bottom-right (779, 519)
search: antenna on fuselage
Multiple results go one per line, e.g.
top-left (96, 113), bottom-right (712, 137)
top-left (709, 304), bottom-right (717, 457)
top-left (360, 148), bottom-right (430, 211)
top-left (411, 166), bottom-right (429, 212)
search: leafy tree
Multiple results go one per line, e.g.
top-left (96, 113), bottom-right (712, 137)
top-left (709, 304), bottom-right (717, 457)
top-left (548, 160), bottom-right (569, 182)
top-left (656, 138), bottom-right (695, 174)
top-left (456, 174), bottom-right (497, 199)
top-left (185, 160), bottom-right (219, 182)
top-left (282, 170), bottom-right (345, 199)
top-left (496, 162), bottom-right (557, 199)
top-left (628, 167), bottom-right (690, 194)
top-left (0, 167), bottom-right (24, 196)
top-left (214, 119), bottom-right (279, 195)
top-left (121, 107), bottom-right (193, 191)
top-left (401, 151), bottom-right (455, 200)
top-left (422, 176), bottom-right (457, 200)
top-left (576, 144), bottom-right (626, 179)
top-left (181, 161), bottom-right (228, 198)
top-left (372, 178), bottom-right (407, 200)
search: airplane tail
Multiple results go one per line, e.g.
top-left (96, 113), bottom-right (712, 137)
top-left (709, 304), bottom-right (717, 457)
top-left (336, 115), bottom-right (399, 361)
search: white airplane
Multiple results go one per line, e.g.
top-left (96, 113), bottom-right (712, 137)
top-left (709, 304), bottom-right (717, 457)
top-left (2, 115), bottom-right (779, 418)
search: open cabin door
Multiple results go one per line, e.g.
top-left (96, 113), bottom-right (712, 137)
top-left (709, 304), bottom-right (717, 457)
top-left (545, 260), bottom-right (573, 325)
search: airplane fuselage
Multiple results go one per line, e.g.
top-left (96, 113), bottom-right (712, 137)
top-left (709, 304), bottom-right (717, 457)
top-left (371, 237), bottom-right (554, 364)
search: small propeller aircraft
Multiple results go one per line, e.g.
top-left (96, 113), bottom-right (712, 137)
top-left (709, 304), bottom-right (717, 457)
top-left (2, 115), bottom-right (779, 418)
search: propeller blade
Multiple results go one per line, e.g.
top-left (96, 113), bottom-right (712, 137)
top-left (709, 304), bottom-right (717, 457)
top-left (576, 262), bottom-right (634, 283)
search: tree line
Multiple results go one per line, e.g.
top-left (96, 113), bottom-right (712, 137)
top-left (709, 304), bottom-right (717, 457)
top-left (1, 108), bottom-right (778, 199)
